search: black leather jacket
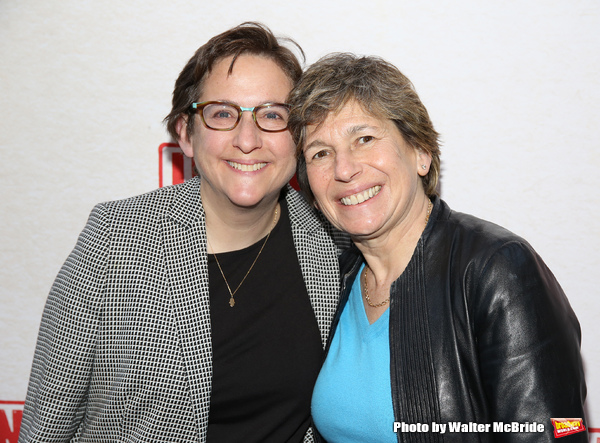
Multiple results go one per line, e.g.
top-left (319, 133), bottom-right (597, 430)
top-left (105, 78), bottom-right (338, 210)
top-left (319, 197), bottom-right (587, 443)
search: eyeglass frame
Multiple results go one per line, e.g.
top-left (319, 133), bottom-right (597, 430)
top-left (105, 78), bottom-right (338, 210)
top-left (190, 101), bottom-right (291, 133)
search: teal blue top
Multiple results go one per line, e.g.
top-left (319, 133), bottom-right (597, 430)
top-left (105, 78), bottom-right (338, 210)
top-left (311, 264), bottom-right (397, 442)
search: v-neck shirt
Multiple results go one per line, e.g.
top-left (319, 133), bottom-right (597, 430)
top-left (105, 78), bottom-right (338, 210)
top-left (311, 263), bottom-right (397, 442)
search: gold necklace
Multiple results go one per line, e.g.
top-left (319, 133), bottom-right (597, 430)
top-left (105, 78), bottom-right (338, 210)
top-left (208, 206), bottom-right (279, 307)
top-left (363, 266), bottom-right (389, 308)
top-left (363, 199), bottom-right (432, 308)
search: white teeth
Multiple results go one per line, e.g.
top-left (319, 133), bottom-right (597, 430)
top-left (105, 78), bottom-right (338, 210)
top-left (227, 161), bottom-right (267, 172)
top-left (341, 186), bottom-right (381, 206)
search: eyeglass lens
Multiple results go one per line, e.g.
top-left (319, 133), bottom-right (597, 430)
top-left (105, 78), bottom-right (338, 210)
top-left (202, 103), bottom-right (289, 131)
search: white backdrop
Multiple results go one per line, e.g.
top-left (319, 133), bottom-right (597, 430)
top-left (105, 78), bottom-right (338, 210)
top-left (1, 0), bottom-right (599, 434)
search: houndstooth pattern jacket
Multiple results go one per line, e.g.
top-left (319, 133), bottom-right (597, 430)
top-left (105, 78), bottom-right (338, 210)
top-left (19, 176), bottom-right (347, 443)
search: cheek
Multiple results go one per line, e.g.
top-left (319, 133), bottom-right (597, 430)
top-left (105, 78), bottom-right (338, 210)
top-left (191, 132), bottom-right (220, 159)
top-left (275, 140), bottom-right (297, 172)
top-left (306, 166), bottom-right (330, 199)
top-left (272, 134), bottom-right (296, 157)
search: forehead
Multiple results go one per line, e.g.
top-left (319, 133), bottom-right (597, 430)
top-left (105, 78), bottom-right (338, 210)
top-left (305, 100), bottom-right (387, 142)
top-left (201, 54), bottom-right (293, 102)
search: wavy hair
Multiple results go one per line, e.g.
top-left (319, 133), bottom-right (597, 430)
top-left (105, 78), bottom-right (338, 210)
top-left (288, 53), bottom-right (441, 203)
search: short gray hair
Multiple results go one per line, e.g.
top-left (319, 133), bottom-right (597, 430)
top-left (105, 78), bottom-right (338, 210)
top-left (288, 53), bottom-right (441, 204)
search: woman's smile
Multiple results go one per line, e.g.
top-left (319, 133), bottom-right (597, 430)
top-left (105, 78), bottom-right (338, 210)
top-left (340, 185), bottom-right (382, 206)
top-left (226, 160), bottom-right (268, 172)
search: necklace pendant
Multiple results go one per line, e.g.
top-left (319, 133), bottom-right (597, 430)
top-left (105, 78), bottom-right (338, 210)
top-left (229, 296), bottom-right (235, 307)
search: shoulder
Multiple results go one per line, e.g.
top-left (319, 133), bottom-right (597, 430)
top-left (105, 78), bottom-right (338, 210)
top-left (426, 198), bottom-right (565, 308)
top-left (99, 177), bottom-right (199, 214)
top-left (429, 199), bottom-right (573, 322)
top-left (93, 177), bottom-right (202, 226)
top-left (427, 198), bottom-right (535, 266)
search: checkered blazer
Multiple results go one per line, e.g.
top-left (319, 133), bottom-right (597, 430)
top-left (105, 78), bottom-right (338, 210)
top-left (19, 177), bottom-right (347, 443)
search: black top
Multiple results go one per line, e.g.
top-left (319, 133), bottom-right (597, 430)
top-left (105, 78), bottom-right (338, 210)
top-left (206, 201), bottom-right (324, 442)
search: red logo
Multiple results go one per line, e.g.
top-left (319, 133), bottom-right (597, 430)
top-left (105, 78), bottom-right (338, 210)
top-left (0, 401), bottom-right (24, 443)
top-left (551, 418), bottom-right (586, 438)
top-left (158, 143), bottom-right (197, 188)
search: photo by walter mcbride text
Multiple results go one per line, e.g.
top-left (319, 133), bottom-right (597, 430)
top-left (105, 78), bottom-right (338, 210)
top-left (393, 421), bottom-right (546, 434)
top-left (392, 419), bottom-right (587, 439)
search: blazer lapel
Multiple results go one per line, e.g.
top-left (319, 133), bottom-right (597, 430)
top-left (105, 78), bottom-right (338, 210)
top-left (285, 188), bottom-right (341, 349)
top-left (160, 178), bottom-right (213, 439)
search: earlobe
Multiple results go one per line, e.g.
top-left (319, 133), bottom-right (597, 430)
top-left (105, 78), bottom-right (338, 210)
top-left (417, 150), bottom-right (432, 176)
top-left (176, 115), bottom-right (194, 158)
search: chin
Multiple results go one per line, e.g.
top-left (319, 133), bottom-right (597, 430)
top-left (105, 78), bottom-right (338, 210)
top-left (229, 196), bottom-right (266, 209)
top-left (228, 189), bottom-right (278, 209)
top-left (337, 218), bottom-right (383, 238)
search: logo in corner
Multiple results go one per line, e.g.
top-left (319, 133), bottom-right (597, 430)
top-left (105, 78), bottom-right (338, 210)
top-left (551, 418), bottom-right (585, 438)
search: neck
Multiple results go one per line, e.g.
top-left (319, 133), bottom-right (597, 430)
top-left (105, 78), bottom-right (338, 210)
top-left (354, 196), bottom-right (431, 289)
top-left (202, 188), bottom-right (281, 253)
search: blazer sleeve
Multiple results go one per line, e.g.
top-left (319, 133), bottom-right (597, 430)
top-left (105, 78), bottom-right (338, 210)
top-left (19, 204), bottom-right (110, 443)
top-left (473, 240), bottom-right (587, 442)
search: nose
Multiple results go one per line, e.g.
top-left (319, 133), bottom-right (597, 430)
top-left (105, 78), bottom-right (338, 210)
top-left (233, 111), bottom-right (262, 154)
top-left (334, 149), bottom-right (361, 182)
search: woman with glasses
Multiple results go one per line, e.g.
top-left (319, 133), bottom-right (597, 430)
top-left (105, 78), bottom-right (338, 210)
top-left (19, 23), bottom-right (346, 443)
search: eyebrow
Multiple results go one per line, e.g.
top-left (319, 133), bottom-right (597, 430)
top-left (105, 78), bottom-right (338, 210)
top-left (347, 124), bottom-right (375, 135)
top-left (211, 99), bottom-right (285, 107)
top-left (304, 124), bottom-right (379, 151)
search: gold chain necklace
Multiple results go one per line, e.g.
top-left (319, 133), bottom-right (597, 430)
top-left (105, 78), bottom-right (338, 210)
top-left (363, 199), bottom-right (432, 308)
top-left (208, 205), bottom-right (279, 307)
top-left (363, 266), bottom-right (389, 308)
